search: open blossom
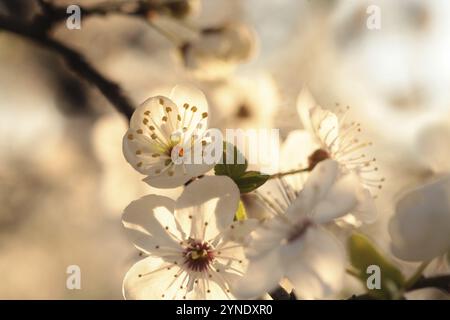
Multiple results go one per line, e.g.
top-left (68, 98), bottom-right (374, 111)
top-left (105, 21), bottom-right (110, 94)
top-left (290, 88), bottom-right (382, 223)
top-left (180, 23), bottom-right (257, 80)
top-left (389, 175), bottom-right (450, 262)
top-left (123, 85), bottom-right (214, 188)
top-left (122, 176), bottom-right (257, 300)
top-left (235, 159), bottom-right (366, 299)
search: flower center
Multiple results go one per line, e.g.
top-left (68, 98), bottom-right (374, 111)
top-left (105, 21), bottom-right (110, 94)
top-left (183, 240), bottom-right (214, 272)
top-left (308, 148), bottom-right (330, 170)
top-left (287, 219), bottom-right (313, 243)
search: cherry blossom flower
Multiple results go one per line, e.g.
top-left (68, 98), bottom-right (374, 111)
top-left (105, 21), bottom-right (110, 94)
top-left (291, 88), bottom-right (382, 223)
top-left (92, 113), bottom-right (183, 215)
top-left (122, 176), bottom-right (257, 300)
top-left (180, 23), bottom-right (257, 79)
top-left (235, 159), bottom-right (366, 299)
top-left (122, 85), bottom-right (214, 188)
top-left (389, 175), bottom-right (450, 262)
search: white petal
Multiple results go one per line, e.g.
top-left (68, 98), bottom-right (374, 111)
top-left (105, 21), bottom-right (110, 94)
top-left (170, 85), bottom-right (208, 134)
top-left (180, 132), bottom-right (216, 176)
top-left (280, 130), bottom-right (319, 190)
top-left (210, 246), bottom-right (247, 299)
top-left (245, 218), bottom-right (289, 259)
top-left (214, 243), bottom-right (247, 275)
top-left (233, 246), bottom-right (284, 299)
top-left (315, 110), bottom-right (339, 148)
top-left (174, 176), bottom-right (240, 241)
top-left (184, 162), bottom-right (215, 178)
top-left (123, 256), bottom-right (194, 300)
top-left (296, 87), bottom-right (317, 133)
top-left (312, 171), bottom-right (361, 223)
top-left (122, 195), bottom-right (183, 254)
top-left (389, 175), bottom-right (450, 262)
top-left (130, 95), bottom-right (179, 135)
top-left (192, 274), bottom-right (234, 300)
top-left (287, 159), bottom-right (339, 222)
top-left (215, 219), bottom-right (259, 246)
top-left (122, 129), bottom-right (164, 175)
top-left (142, 164), bottom-right (192, 188)
top-left (292, 160), bottom-right (363, 224)
top-left (298, 92), bottom-right (339, 147)
top-left (303, 159), bottom-right (340, 199)
top-left (416, 124), bottom-right (450, 173)
top-left (352, 188), bottom-right (378, 224)
top-left (281, 227), bottom-right (345, 299)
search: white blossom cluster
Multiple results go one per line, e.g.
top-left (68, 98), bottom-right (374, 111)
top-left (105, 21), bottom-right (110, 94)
top-left (120, 85), bottom-right (387, 300)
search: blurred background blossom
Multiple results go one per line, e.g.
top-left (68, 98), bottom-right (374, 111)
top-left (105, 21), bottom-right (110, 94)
top-left (1, 0), bottom-right (450, 299)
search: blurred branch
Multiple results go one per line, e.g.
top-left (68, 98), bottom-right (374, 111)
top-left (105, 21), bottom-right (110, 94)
top-left (0, 14), bottom-right (135, 119)
top-left (34, 0), bottom-right (148, 30)
top-left (35, 0), bottom-right (53, 14)
top-left (410, 275), bottom-right (450, 293)
top-left (349, 274), bottom-right (450, 300)
top-left (33, 0), bottom-right (190, 30)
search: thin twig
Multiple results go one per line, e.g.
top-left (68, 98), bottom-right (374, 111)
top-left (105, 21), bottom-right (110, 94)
top-left (36, 0), bottom-right (189, 29)
top-left (0, 14), bottom-right (136, 119)
top-left (410, 275), bottom-right (450, 293)
top-left (404, 261), bottom-right (430, 290)
top-left (269, 167), bottom-right (310, 179)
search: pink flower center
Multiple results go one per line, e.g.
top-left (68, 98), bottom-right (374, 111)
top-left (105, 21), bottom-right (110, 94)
top-left (183, 240), bottom-right (214, 272)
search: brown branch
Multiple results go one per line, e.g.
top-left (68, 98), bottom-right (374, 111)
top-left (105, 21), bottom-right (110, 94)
top-left (349, 274), bottom-right (450, 300)
top-left (0, 14), bottom-right (135, 119)
top-left (410, 275), bottom-right (450, 293)
top-left (34, 0), bottom-right (189, 30)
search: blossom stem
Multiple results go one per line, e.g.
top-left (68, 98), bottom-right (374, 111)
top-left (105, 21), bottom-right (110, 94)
top-left (346, 267), bottom-right (361, 279)
top-left (0, 14), bottom-right (136, 119)
top-left (269, 168), bottom-right (310, 180)
top-left (148, 21), bottom-right (182, 46)
top-left (404, 261), bottom-right (431, 290)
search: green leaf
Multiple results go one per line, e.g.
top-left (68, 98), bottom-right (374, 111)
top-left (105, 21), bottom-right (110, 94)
top-left (235, 201), bottom-right (247, 221)
top-left (214, 142), bottom-right (269, 193)
top-left (214, 142), bottom-right (248, 179)
top-left (234, 171), bottom-right (270, 194)
top-left (348, 233), bottom-right (406, 300)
